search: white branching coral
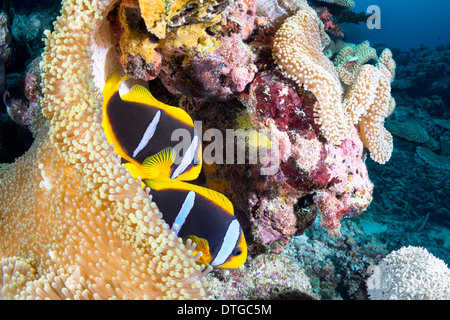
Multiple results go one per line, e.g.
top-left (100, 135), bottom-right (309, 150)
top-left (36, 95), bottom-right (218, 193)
top-left (367, 246), bottom-right (450, 300)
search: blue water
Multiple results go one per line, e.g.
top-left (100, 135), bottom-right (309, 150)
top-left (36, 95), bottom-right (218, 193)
top-left (340, 1), bottom-right (450, 266)
top-left (342, 0), bottom-right (450, 49)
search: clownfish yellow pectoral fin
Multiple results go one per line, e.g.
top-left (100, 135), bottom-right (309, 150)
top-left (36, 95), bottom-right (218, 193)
top-left (121, 84), bottom-right (194, 127)
top-left (184, 235), bottom-right (212, 267)
top-left (140, 147), bottom-right (176, 180)
top-left (143, 179), bottom-right (234, 215)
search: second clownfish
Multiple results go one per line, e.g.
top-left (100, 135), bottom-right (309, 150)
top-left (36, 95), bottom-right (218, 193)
top-left (102, 72), bottom-right (247, 269)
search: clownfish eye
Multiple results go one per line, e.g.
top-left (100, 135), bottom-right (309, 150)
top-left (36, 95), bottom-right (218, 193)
top-left (233, 248), bottom-right (242, 256)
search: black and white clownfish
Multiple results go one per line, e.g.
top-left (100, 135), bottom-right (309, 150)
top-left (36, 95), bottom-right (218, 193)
top-left (144, 178), bottom-right (247, 269)
top-left (102, 71), bottom-right (202, 181)
top-left (102, 72), bottom-right (247, 269)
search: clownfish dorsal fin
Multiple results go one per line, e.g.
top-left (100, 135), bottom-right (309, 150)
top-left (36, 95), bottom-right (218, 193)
top-left (144, 179), bottom-right (234, 215)
top-left (193, 185), bottom-right (234, 215)
top-left (103, 71), bottom-right (129, 108)
top-left (140, 147), bottom-right (176, 180)
top-left (121, 84), bottom-right (194, 126)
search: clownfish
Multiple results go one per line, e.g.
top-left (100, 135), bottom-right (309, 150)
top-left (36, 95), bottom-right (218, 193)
top-left (144, 178), bottom-right (247, 269)
top-left (102, 72), bottom-right (247, 268)
top-left (102, 71), bottom-right (202, 181)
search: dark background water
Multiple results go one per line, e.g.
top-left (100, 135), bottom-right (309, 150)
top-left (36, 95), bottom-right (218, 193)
top-left (343, 0), bottom-right (450, 49)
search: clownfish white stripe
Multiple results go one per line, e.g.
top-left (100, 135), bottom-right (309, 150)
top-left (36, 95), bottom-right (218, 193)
top-left (133, 110), bottom-right (161, 158)
top-left (171, 191), bottom-right (196, 235)
top-left (171, 135), bottom-right (199, 179)
top-left (210, 219), bottom-right (241, 267)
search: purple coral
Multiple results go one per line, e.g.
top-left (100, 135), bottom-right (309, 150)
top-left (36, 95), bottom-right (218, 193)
top-left (160, 33), bottom-right (257, 100)
top-left (24, 57), bottom-right (42, 103)
top-left (4, 57), bottom-right (42, 131)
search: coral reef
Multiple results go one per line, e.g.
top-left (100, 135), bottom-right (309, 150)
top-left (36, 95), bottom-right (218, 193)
top-left (283, 217), bottom-right (387, 300)
top-left (272, 4), bottom-right (348, 145)
top-left (160, 31), bottom-right (257, 100)
top-left (208, 253), bottom-right (317, 299)
top-left (312, 6), bottom-right (344, 39)
top-left (272, 6), bottom-right (396, 164)
top-left (362, 135), bottom-right (450, 266)
top-left (254, 0), bottom-right (306, 28)
top-left (416, 146), bottom-right (450, 170)
top-left (0, 12), bottom-right (11, 96)
top-left (4, 0), bottom-right (438, 302)
top-left (313, 0), bottom-right (355, 9)
top-left (392, 44), bottom-right (450, 102)
top-left (159, 0), bottom-right (392, 250)
top-left (158, 0), bottom-right (257, 100)
top-left (332, 40), bottom-right (378, 85)
top-left (8, 1), bottom-right (60, 73)
top-left (0, 12), bottom-right (11, 63)
top-left (366, 246), bottom-right (450, 300)
top-left (385, 119), bottom-right (438, 150)
top-left (4, 57), bottom-right (41, 130)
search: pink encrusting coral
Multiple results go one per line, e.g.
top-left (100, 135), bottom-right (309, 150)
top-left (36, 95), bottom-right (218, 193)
top-left (160, 33), bottom-right (257, 100)
top-left (314, 127), bottom-right (374, 237)
top-left (241, 61), bottom-right (373, 241)
top-left (312, 6), bottom-right (344, 39)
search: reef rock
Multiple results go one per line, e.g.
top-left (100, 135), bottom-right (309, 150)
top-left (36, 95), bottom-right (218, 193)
top-left (208, 253), bottom-right (317, 299)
